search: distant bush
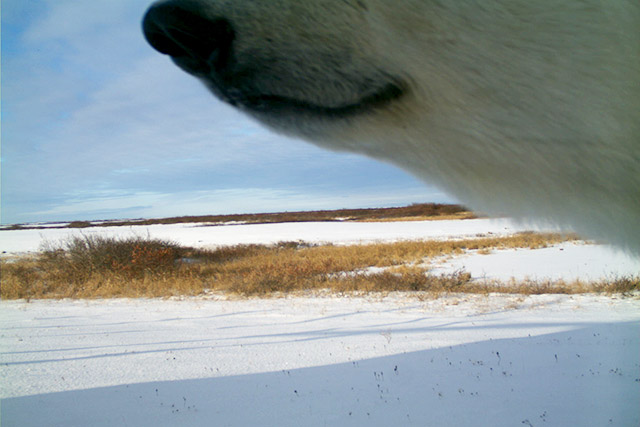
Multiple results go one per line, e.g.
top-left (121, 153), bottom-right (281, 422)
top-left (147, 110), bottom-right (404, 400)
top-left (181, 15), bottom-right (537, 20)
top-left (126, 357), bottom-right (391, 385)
top-left (67, 221), bottom-right (92, 228)
top-left (22, 203), bottom-right (477, 229)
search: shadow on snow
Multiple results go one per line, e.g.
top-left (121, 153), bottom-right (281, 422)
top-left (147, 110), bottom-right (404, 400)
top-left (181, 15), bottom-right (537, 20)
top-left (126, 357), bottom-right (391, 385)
top-left (3, 321), bottom-right (639, 427)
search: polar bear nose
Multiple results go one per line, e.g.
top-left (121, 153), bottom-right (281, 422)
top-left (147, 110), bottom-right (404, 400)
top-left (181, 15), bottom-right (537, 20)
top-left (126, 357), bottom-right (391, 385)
top-left (143, 2), bottom-right (234, 72)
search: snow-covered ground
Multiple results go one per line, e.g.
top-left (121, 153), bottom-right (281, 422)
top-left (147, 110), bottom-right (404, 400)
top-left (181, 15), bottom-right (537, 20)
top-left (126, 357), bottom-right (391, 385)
top-left (1, 219), bottom-right (639, 426)
top-left (1, 295), bottom-right (639, 426)
top-left (431, 241), bottom-right (640, 283)
top-left (0, 218), bottom-right (539, 255)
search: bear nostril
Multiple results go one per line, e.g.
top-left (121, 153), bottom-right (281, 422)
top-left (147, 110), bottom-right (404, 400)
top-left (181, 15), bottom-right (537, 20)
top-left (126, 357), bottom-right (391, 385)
top-left (142, 2), bottom-right (234, 70)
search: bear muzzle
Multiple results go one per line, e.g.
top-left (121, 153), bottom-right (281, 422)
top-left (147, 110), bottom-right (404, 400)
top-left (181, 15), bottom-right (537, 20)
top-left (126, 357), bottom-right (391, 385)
top-left (142, 0), bottom-right (405, 120)
top-left (143, 1), bottom-right (234, 77)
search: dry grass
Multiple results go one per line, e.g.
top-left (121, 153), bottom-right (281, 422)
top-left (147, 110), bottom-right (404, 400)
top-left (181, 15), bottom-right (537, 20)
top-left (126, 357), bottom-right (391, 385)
top-left (1, 232), bottom-right (637, 300)
top-left (357, 211), bottom-right (477, 222)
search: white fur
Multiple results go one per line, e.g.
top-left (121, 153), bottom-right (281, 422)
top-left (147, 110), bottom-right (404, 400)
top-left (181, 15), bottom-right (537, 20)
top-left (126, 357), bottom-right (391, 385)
top-left (144, 0), bottom-right (639, 253)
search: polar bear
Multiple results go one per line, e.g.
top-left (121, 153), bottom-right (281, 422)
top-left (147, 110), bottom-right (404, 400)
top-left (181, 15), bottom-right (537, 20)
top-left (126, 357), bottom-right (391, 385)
top-left (143, 0), bottom-right (639, 253)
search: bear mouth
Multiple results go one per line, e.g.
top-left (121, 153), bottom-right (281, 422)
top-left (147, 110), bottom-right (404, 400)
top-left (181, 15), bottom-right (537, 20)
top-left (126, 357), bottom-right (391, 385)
top-left (203, 78), bottom-right (407, 120)
top-left (144, 2), bottom-right (406, 120)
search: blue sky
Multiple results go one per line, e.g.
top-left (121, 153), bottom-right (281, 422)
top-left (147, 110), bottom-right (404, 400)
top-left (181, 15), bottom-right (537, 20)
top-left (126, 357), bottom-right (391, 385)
top-left (1, 0), bottom-right (454, 224)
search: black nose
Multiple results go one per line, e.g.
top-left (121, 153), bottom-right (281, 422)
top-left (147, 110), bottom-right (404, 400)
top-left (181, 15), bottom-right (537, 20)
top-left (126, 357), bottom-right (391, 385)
top-left (142, 2), bottom-right (234, 71)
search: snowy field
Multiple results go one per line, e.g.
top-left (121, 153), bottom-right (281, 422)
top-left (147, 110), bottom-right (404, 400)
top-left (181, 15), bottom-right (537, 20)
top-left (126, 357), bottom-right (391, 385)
top-left (1, 218), bottom-right (533, 254)
top-left (1, 219), bottom-right (639, 426)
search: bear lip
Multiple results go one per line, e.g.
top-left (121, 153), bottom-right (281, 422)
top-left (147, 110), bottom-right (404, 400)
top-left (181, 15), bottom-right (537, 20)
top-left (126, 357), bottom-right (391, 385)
top-left (217, 80), bottom-right (406, 119)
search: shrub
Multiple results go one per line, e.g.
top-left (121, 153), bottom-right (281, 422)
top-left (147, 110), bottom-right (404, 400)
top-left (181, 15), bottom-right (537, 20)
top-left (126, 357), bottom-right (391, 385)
top-left (67, 221), bottom-right (92, 228)
top-left (41, 235), bottom-right (182, 281)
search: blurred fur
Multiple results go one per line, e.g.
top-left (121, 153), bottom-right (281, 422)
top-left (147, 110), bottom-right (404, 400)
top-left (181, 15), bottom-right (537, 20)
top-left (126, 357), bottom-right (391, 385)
top-left (144, 0), bottom-right (640, 252)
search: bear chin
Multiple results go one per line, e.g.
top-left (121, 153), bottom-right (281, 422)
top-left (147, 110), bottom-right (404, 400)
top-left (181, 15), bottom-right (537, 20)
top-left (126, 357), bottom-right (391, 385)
top-left (216, 80), bottom-right (406, 121)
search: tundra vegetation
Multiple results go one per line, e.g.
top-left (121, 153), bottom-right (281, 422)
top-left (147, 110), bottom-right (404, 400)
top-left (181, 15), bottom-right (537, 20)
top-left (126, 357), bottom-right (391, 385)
top-left (3, 203), bottom-right (476, 230)
top-left (2, 232), bottom-right (637, 300)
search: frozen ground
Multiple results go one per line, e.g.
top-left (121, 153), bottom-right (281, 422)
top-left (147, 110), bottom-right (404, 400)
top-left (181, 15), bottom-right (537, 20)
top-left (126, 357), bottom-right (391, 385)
top-left (1, 295), bottom-right (639, 426)
top-left (1, 219), bottom-right (639, 426)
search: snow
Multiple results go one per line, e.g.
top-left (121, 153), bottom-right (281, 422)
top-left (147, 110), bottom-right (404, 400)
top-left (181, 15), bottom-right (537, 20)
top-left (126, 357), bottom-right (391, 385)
top-left (1, 296), bottom-right (639, 426)
top-left (0, 218), bottom-right (540, 255)
top-left (431, 241), bottom-right (640, 283)
top-left (1, 219), bottom-right (639, 426)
